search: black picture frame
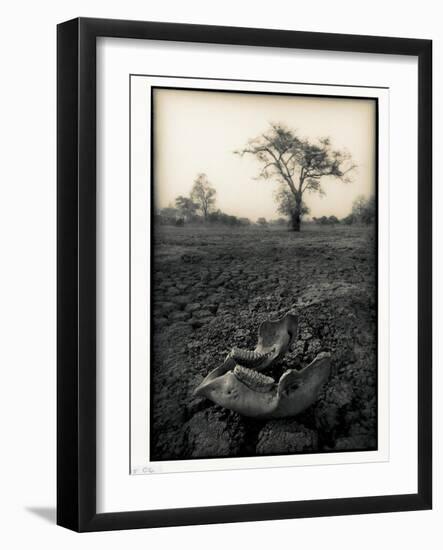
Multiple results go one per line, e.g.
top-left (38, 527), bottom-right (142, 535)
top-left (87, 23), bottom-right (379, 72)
top-left (57, 17), bottom-right (432, 532)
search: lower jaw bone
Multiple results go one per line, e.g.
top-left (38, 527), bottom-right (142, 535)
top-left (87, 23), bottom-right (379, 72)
top-left (195, 353), bottom-right (331, 419)
top-left (233, 365), bottom-right (275, 392)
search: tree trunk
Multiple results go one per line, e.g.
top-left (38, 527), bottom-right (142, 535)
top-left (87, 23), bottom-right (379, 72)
top-left (290, 204), bottom-right (301, 232)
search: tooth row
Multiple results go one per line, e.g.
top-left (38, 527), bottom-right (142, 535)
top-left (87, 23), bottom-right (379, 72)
top-left (230, 348), bottom-right (269, 367)
top-left (233, 365), bottom-right (275, 392)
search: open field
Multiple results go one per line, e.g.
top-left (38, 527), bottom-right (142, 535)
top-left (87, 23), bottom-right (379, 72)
top-left (151, 223), bottom-right (377, 460)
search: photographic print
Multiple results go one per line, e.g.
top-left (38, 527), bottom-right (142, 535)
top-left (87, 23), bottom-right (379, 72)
top-left (146, 84), bottom-right (378, 463)
top-left (130, 77), bottom-right (383, 474)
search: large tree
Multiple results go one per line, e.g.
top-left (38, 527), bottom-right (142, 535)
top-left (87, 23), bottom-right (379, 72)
top-left (235, 123), bottom-right (355, 231)
top-left (190, 173), bottom-right (216, 220)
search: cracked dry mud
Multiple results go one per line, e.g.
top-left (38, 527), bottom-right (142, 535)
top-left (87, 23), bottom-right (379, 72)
top-left (151, 224), bottom-right (377, 460)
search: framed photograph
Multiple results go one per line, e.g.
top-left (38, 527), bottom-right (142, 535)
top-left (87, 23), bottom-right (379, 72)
top-left (57, 17), bottom-right (432, 531)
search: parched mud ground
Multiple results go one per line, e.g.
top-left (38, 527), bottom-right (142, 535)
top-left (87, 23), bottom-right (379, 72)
top-left (151, 224), bottom-right (377, 460)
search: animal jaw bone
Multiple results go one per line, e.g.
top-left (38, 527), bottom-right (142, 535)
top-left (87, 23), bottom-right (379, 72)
top-left (193, 312), bottom-right (331, 418)
top-left (230, 313), bottom-right (298, 371)
top-left (230, 348), bottom-right (272, 369)
top-left (233, 365), bottom-right (275, 393)
top-left (194, 312), bottom-right (297, 392)
top-left (194, 352), bottom-right (331, 419)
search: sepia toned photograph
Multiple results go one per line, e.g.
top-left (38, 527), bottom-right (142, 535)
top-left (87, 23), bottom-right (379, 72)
top-left (149, 86), bottom-right (378, 462)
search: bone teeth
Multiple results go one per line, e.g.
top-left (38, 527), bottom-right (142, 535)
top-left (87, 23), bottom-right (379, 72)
top-left (230, 347), bottom-right (270, 367)
top-left (233, 365), bottom-right (275, 392)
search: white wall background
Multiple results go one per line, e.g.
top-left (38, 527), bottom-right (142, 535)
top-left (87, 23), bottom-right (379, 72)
top-left (0, 0), bottom-right (440, 547)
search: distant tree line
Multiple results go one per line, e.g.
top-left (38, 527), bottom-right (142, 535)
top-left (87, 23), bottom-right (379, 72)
top-left (207, 210), bottom-right (251, 226)
top-left (312, 215), bottom-right (340, 225)
top-left (155, 170), bottom-right (375, 229)
top-left (311, 195), bottom-right (375, 226)
top-left (341, 195), bottom-right (375, 225)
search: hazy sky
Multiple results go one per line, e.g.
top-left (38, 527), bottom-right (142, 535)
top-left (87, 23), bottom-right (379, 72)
top-left (153, 88), bottom-right (376, 220)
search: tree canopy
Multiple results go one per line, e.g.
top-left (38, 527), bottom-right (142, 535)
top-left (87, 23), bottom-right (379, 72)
top-left (236, 123), bottom-right (355, 231)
